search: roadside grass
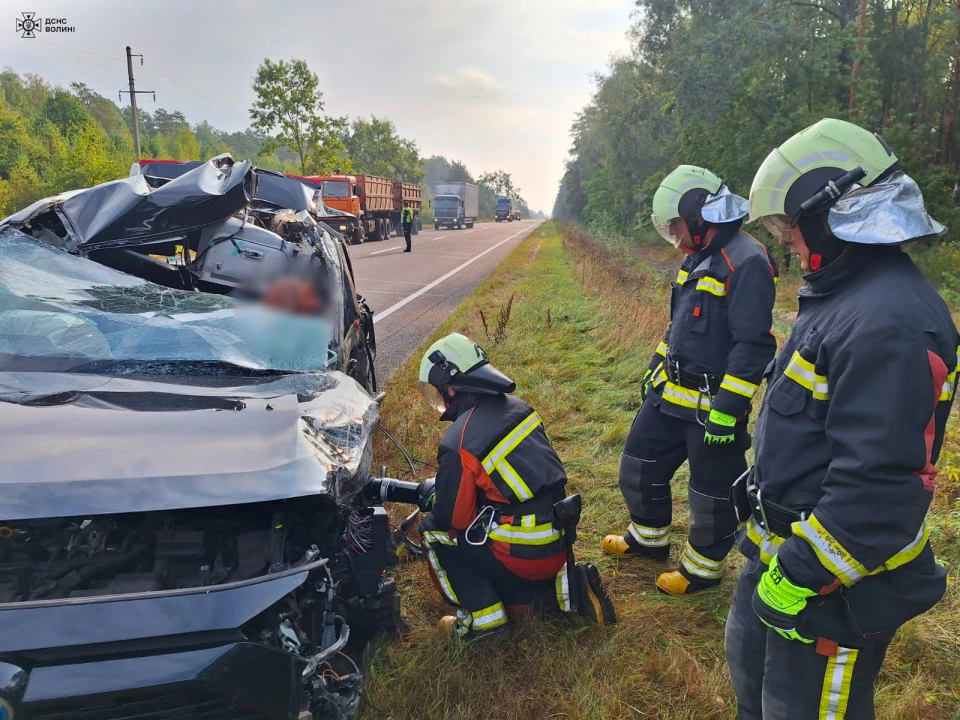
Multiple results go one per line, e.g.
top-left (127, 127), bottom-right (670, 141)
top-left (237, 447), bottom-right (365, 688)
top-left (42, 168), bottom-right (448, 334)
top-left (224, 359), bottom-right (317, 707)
top-left (364, 222), bottom-right (960, 719)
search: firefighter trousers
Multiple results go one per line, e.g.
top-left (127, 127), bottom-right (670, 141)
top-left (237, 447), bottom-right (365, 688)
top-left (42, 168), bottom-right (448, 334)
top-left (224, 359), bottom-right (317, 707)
top-left (725, 557), bottom-right (894, 719)
top-left (618, 398), bottom-right (749, 576)
top-left (420, 527), bottom-right (568, 634)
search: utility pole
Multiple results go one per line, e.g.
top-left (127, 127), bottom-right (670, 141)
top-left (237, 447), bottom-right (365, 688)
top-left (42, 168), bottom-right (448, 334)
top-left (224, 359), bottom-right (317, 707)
top-left (120, 46), bottom-right (154, 158)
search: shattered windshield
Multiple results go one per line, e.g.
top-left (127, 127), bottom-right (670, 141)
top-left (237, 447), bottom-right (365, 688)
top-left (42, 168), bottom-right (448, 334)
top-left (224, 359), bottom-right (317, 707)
top-left (0, 229), bottom-right (337, 374)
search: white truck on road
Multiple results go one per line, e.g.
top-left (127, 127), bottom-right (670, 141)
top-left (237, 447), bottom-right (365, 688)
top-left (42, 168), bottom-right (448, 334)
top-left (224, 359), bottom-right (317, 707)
top-left (433, 183), bottom-right (479, 230)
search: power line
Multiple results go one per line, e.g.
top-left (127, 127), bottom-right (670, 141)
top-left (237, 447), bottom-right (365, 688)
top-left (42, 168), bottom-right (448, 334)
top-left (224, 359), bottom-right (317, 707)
top-left (1, 31), bottom-right (247, 124)
top-left (141, 64), bottom-right (247, 120)
top-left (0, 30), bottom-right (123, 63)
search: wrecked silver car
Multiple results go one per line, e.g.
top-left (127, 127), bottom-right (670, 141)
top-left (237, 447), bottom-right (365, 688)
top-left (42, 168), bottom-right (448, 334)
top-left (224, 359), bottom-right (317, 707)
top-left (0, 158), bottom-right (399, 720)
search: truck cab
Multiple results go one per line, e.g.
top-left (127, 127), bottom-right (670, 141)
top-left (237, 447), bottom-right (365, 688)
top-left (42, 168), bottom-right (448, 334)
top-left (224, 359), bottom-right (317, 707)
top-left (307, 174), bottom-right (364, 243)
top-left (434, 194), bottom-right (463, 229)
top-left (495, 197), bottom-right (513, 222)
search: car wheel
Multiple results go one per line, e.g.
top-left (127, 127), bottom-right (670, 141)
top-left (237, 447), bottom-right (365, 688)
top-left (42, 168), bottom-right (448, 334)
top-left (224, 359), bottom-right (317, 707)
top-left (435, 222), bottom-right (440, 231)
top-left (467, 222), bottom-right (474, 229)
top-left (352, 226), bottom-right (363, 245)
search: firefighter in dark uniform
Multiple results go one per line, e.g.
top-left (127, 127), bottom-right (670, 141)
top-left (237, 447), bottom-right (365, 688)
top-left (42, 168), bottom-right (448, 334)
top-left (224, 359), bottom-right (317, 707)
top-left (418, 333), bottom-right (616, 637)
top-left (401, 201), bottom-right (414, 252)
top-left (603, 165), bottom-right (778, 596)
top-left (728, 118), bottom-right (959, 719)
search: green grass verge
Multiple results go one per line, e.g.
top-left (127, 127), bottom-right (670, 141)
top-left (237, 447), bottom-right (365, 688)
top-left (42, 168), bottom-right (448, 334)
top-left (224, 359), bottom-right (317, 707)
top-left (364, 222), bottom-right (960, 720)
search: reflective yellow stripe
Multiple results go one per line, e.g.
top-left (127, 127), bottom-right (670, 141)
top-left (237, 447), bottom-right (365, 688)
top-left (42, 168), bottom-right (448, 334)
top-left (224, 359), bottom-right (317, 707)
top-left (496, 458), bottom-right (534, 502)
top-left (489, 520), bottom-right (561, 546)
top-left (656, 341), bottom-right (669, 358)
top-left (652, 366), bottom-right (668, 387)
top-left (720, 374), bottom-right (760, 399)
top-left (483, 411), bottom-right (542, 469)
top-left (745, 519), bottom-right (784, 564)
top-left (695, 276), bottom-right (726, 297)
top-left (422, 530), bottom-right (457, 546)
top-left (750, 518), bottom-right (927, 579)
top-left (680, 543), bottom-right (725, 580)
top-left (556, 563), bottom-right (572, 612)
top-left (942, 370), bottom-right (957, 401)
top-left (424, 544), bottom-right (459, 604)
top-left (784, 351), bottom-right (830, 401)
top-left (875, 524), bottom-right (928, 573)
top-left (793, 514), bottom-right (868, 587)
top-left (471, 601), bottom-right (507, 631)
top-left (660, 381), bottom-right (712, 411)
top-left (819, 647), bottom-right (859, 720)
top-left (628, 522), bottom-right (671, 548)
top-left (676, 269), bottom-right (689, 285)
top-left (482, 412), bottom-right (542, 501)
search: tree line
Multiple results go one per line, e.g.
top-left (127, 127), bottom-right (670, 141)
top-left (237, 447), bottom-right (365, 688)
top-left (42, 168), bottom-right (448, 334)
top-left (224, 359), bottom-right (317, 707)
top-left (554, 0), bottom-right (960, 246)
top-left (0, 57), bottom-right (535, 219)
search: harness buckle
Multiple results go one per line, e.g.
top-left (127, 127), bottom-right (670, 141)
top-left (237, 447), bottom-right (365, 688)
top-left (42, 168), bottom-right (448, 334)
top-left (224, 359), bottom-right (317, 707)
top-left (745, 471), bottom-right (769, 531)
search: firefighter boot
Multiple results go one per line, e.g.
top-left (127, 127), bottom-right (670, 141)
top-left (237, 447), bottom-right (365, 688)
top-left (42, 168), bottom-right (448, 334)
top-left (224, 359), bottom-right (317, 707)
top-left (656, 545), bottom-right (725, 596)
top-left (574, 563), bottom-right (617, 625)
top-left (655, 570), bottom-right (721, 596)
top-left (602, 524), bottom-right (671, 561)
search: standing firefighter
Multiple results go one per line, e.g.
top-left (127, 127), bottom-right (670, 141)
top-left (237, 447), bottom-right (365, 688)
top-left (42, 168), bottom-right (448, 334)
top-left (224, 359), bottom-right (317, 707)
top-left (727, 118), bottom-right (959, 719)
top-left (418, 333), bottom-right (616, 637)
top-left (401, 201), bottom-right (414, 252)
top-left (603, 166), bottom-right (777, 596)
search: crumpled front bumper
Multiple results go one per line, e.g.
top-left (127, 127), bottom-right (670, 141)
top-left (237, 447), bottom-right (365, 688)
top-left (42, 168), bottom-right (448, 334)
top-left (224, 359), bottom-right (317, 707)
top-left (0, 561), bottom-right (325, 720)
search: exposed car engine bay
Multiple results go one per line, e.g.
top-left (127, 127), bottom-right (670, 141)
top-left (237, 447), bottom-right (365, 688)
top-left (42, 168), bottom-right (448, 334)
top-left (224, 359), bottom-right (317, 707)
top-left (0, 497), bottom-right (402, 718)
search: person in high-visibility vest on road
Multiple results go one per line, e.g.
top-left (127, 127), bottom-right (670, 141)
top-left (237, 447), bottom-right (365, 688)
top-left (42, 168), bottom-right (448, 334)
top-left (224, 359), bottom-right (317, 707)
top-left (603, 166), bottom-right (778, 597)
top-left (417, 333), bottom-right (616, 637)
top-left (401, 201), bottom-right (414, 252)
top-left (727, 118), bottom-right (959, 719)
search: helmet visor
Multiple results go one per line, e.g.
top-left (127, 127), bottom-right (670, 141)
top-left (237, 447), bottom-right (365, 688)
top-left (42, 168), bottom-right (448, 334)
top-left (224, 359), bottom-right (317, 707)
top-left (418, 381), bottom-right (447, 414)
top-left (761, 214), bottom-right (795, 243)
top-left (651, 215), bottom-right (683, 248)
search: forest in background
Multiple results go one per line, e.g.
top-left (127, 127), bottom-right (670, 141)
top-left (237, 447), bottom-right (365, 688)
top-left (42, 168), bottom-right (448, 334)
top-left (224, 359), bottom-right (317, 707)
top-left (553, 0), bottom-right (960, 297)
top-left (0, 64), bottom-right (534, 222)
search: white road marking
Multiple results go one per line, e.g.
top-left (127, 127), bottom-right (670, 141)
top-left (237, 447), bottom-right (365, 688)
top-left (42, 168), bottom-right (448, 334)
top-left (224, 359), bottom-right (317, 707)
top-left (375, 225), bottom-right (535, 322)
top-left (369, 246), bottom-right (404, 256)
top-left (359, 234), bottom-right (450, 257)
top-left (355, 278), bottom-right (427, 286)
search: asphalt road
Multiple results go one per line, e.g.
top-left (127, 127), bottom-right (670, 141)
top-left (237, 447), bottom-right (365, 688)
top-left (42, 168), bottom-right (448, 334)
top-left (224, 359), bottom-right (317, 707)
top-left (350, 220), bottom-right (544, 380)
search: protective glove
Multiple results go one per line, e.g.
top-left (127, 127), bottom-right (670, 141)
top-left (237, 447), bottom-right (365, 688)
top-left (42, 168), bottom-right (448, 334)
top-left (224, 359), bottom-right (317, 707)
top-left (704, 408), bottom-right (737, 445)
top-left (417, 478), bottom-right (437, 513)
top-left (752, 554), bottom-right (816, 643)
top-left (641, 368), bottom-right (653, 402)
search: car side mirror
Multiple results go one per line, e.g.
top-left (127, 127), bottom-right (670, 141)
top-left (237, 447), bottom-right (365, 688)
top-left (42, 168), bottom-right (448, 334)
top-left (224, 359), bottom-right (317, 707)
top-left (354, 185), bottom-right (362, 196)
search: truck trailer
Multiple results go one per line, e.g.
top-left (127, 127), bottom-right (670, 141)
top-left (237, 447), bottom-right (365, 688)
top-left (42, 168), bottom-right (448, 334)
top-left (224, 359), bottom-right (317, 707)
top-left (308, 171), bottom-right (422, 244)
top-left (432, 183), bottom-right (479, 230)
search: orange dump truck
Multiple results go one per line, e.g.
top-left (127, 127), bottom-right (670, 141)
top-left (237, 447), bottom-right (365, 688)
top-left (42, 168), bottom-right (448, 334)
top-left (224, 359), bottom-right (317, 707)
top-left (307, 171), bottom-right (422, 244)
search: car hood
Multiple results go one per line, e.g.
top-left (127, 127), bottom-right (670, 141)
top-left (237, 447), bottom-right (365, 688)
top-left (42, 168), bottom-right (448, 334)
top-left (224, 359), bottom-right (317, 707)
top-left (1, 158), bottom-right (254, 249)
top-left (0, 370), bottom-right (378, 520)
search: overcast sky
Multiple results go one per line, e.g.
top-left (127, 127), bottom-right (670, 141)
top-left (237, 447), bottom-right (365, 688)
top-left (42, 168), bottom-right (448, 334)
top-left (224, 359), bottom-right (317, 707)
top-left (1, 0), bottom-right (634, 212)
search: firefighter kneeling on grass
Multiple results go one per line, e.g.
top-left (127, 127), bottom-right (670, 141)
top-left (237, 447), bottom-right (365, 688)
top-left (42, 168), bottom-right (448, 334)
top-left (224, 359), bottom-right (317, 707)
top-left (417, 333), bottom-right (616, 637)
top-left (727, 118), bottom-right (959, 719)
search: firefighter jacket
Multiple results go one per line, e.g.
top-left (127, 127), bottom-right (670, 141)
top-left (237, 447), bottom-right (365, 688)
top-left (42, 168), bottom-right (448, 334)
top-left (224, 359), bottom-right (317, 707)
top-left (741, 244), bottom-right (959, 641)
top-left (423, 392), bottom-right (568, 579)
top-left (647, 225), bottom-right (778, 424)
